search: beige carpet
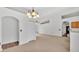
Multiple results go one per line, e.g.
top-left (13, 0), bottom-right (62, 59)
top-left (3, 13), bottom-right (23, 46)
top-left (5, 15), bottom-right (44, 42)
top-left (3, 34), bottom-right (70, 52)
top-left (0, 44), bottom-right (2, 51)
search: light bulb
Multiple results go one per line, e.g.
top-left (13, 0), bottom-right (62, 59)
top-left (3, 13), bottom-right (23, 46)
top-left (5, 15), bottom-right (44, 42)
top-left (27, 12), bottom-right (31, 16)
top-left (32, 12), bottom-right (36, 16)
top-left (37, 15), bottom-right (39, 17)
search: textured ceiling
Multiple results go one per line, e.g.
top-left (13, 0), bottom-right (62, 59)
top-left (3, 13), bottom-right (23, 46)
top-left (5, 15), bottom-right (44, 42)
top-left (6, 7), bottom-right (79, 19)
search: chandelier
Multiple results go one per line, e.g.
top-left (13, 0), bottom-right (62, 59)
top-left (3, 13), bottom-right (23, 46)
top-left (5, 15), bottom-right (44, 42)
top-left (26, 8), bottom-right (39, 19)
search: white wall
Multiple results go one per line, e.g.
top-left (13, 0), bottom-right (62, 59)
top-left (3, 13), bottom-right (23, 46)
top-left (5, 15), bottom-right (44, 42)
top-left (0, 8), bottom-right (37, 45)
top-left (2, 16), bottom-right (19, 44)
top-left (62, 23), bottom-right (66, 35)
top-left (39, 13), bottom-right (62, 36)
top-left (19, 21), bottom-right (37, 45)
top-left (0, 18), bottom-right (1, 43)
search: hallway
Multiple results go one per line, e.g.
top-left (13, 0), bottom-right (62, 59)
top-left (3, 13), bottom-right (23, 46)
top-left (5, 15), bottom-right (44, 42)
top-left (3, 34), bottom-right (70, 52)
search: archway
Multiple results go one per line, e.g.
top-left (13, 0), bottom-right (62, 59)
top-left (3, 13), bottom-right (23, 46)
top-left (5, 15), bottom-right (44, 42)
top-left (2, 16), bottom-right (19, 49)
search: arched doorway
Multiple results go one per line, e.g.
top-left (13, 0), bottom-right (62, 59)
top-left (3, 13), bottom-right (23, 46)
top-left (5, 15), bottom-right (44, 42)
top-left (2, 16), bottom-right (19, 49)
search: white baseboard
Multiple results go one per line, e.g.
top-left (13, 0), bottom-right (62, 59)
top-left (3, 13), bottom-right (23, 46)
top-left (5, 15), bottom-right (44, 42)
top-left (19, 37), bottom-right (36, 45)
top-left (2, 40), bottom-right (18, 45)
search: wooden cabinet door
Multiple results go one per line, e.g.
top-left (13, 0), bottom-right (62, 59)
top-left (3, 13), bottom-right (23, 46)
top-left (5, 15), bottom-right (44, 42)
top-left (71, 21), bottom-right (79, 28)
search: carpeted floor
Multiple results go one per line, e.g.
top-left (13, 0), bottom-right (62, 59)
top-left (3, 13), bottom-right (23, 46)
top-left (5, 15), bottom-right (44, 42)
top-left (3, 34), bottom-right (70, 52)
top-left (0, 44), bottom-right (2, 51)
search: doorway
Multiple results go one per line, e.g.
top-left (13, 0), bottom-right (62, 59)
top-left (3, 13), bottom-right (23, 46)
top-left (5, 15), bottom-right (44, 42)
top-left (2, 16), bottom-right (19, 49)
top-left (62, 21), bottom-right (70, 37)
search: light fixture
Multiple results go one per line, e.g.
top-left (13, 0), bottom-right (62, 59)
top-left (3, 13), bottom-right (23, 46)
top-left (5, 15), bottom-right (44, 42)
top-left (26, 8), bottom-right (50, 24)
top-left (27, 8), bottom-right (39, 19)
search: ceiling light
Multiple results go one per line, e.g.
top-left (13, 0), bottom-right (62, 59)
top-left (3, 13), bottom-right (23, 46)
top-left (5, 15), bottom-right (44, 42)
top-left (27, 8), bottom-right (39, 19)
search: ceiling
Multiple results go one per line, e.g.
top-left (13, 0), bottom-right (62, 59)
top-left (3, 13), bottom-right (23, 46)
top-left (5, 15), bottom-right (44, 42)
top-left (7, 7), bottom-right (79, 19)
